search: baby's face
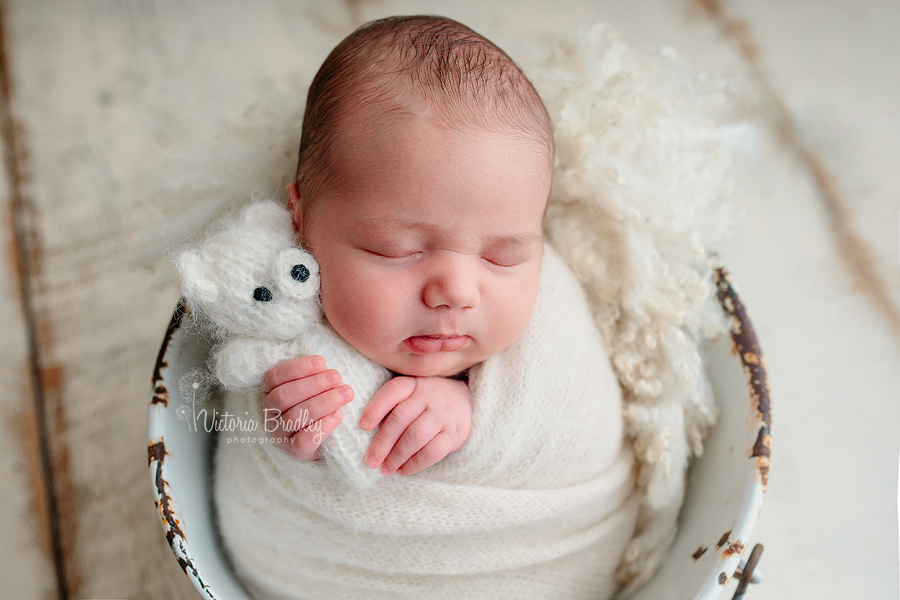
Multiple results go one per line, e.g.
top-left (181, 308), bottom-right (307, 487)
top-left (293, 115), bottom-right (551, 377)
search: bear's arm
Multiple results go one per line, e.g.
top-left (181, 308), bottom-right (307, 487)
top-left (213, 338), bottom-right (301, 390)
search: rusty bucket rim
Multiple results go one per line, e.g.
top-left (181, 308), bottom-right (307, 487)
top-left (148, 268), bottom-right (771, 600)
top-left (695, 266), bottom-right (769, 599)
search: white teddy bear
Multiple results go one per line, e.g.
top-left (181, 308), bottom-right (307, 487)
top-left (174, 199), bottom-right (389, 487)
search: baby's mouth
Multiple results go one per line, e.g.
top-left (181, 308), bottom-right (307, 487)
top-left (405, 335), bottom-right (469, 353)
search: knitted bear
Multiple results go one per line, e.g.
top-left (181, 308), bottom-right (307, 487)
top-left (175, 199), bottom-right (389, 487)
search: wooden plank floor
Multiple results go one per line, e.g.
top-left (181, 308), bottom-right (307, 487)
top-left (0, 43), bottom-right (59, 598)
top-left (0, 1), bottom-right (897, 599)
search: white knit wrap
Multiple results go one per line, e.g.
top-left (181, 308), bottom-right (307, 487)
top-left (214, 244), bottom-right (638, 600)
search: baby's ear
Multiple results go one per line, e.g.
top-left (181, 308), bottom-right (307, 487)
top-left (242, 200), bottom-right (293, 236)
top-left (175, 250), bottom-right (219, 304)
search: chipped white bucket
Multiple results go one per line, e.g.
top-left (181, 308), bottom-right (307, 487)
top-left (148, 268), bottom-right (769, 600)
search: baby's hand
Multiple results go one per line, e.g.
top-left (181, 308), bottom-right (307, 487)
top-left (261, 356), bottom-right (355, 461)
top-left (359, 376), bottom-right (472, 477)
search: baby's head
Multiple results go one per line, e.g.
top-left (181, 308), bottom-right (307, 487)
top-left (288, 15), bottom-right (554, 377)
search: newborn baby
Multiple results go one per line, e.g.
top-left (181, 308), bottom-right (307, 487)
top-left (213, 15), bottom-right (637, 600)
top-left (262, 15), bottom-right (552, 479)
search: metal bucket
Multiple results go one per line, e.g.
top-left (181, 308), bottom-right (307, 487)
top-left (148, 267), bottom-right (769, 600)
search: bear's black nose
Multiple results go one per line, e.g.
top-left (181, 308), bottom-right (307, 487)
top-left (253, 286), bottom-right (273, 302)
top-left (291, 264), bottom-right (310, 282)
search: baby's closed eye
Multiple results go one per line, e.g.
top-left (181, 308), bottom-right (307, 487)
top-left (362, 247), bottom-right (422, 261)
top-left (479, 247), bottom-right (537, 268)
top-left (481, 255), bottom-right (524, 268)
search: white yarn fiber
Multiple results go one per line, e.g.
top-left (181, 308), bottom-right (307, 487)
top-left (529, 23), bottom-right (751, 592)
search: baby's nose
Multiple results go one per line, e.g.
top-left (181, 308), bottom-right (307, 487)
top-left (422, 256), bottom-right (480, 310)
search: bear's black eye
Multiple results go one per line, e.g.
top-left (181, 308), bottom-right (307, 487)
top-left (291, 264), bottom-right (310, 282)
top-left (253, 286), bottom-right (273, 302)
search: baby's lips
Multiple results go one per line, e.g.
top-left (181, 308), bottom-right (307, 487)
top-left (405, 335), bottom-right (468, 353)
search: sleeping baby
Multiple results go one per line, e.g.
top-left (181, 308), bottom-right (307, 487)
top-left (264, 13), bottom-right (555, 479)
top-left (182, 15), bottom-right (639, 600)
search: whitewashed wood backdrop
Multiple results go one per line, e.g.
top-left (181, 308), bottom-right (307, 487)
top-left (0, 1), bottom-right (897, 599)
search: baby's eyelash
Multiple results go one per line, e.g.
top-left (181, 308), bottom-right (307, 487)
top-left (365, 249), bottom-right (421, 260)
top-left (481, 256), bottom-right (519, 268)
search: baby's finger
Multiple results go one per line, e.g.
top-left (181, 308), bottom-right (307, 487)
top-left (395, 431), bottom-right (455, 477)
top-left (359, 376), bottom-right (417, 431)
top-left (267, 384), bottom-right (354, 437)
top-left (364, 395), bottom-right (426, 470)
top-left (281, 410), bottom-right (343, 460)
top-left (379, 413), bottom-right (443, 476)
top-left (262, 355), bottom-right (326, 395)
top-left (263, 368), bottom-right (343, 413)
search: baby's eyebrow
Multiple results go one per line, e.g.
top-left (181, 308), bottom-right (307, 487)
top-left (355, 216), bottom-right (431, 231)
top-left (484, 232), bottom-right (543, 247)
top-left (357, 215), bottom-right (544, 248)
top-left (356, 216), bottom-right (542, 247)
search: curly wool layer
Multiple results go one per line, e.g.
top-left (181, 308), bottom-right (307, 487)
top-left (530, 23), bottom-right (753, 593)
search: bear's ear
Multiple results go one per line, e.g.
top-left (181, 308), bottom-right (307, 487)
top-left (175, 250), bottom-right (219, 304)
top-left (241, 200), bottom-right (292, 236)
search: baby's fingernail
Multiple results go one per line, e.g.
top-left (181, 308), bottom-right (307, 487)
top-left (380, 465), bottom-right (391, 475)
top-left (340, 386), bottom-right (354, 400)
top-left (311, 356), bottom-right (325, 369)
top-left (359, 416), bottom-right (371, 429)
top-left (326, 370), bottom-right (341, 385)
top-left (365, 452), bottom-right (378, 467)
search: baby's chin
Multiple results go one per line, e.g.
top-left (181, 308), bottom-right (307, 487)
top-left (384, 353), bottom-right (479, 379)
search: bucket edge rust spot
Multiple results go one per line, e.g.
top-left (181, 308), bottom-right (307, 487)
top-left (716, 530), bottom-right (732, 549)
top-left (151, 299), bottom-right (187, 407)
top-left (714, 268), bottom-right (772, 490)
top-left (722, 540), bottom-right (745, 557)
top-left (149, 437), bottom-right (212, 596)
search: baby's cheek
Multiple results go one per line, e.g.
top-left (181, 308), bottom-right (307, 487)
top-left (492, 269), bottom-right (541, 349)
top-left (321, 274), bottom-right (392, 346)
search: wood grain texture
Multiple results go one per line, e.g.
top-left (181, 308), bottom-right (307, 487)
top-left (707, 2), bottom-right (900, 597)
top-left (0, 89), bottom-right (59, 600)
top-left (1, 1), bottom-right (348, 597)
top-left (719, 0), bottom-right (900, 308)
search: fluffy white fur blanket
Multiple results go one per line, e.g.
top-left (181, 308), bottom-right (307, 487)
top-left (213, 244), bottom-right (637, 600)
top-left (529, 25), bottom-right (751, 592)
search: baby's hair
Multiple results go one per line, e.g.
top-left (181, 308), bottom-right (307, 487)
top-left (295, 15), bottom-right (553, 218)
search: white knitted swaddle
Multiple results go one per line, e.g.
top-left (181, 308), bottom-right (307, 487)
top-left (215, 244), bottom-right (638, 600)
